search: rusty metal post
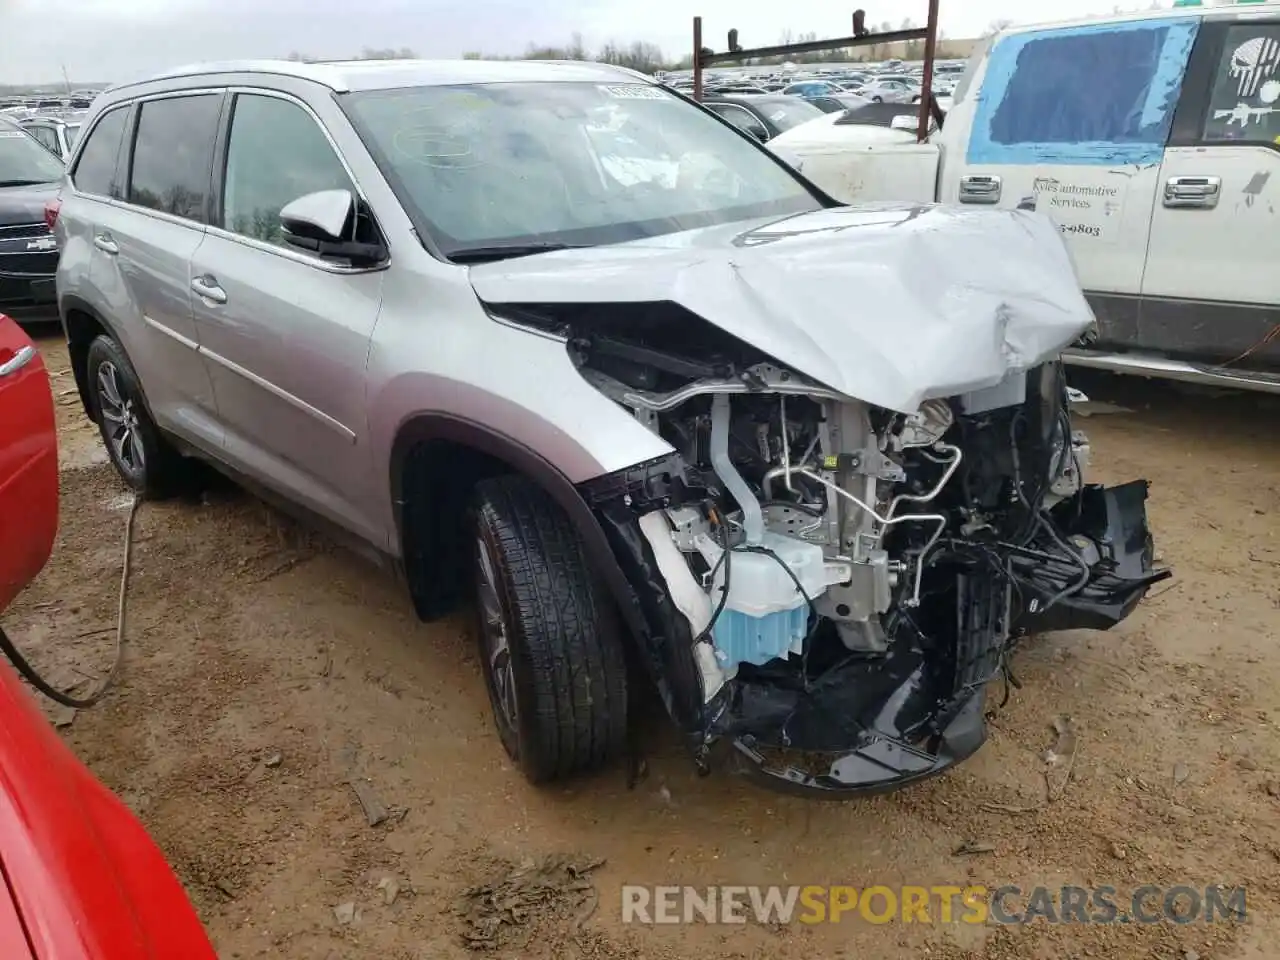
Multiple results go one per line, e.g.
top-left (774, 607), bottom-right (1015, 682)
top-left (693, 16), bottom-right (704, 102)
top-left (916, 0), bottom-right (940, 141)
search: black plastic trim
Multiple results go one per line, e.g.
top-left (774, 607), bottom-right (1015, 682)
top-left (388, 413), bottom-right (650, 646)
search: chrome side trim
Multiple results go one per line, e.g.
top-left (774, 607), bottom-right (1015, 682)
top-left (198, 346), bottom-right (358, 442)
top-left (142, 314), bottom-right (199, 350)
top-left (1063, 350), bottom-right (1280, 395)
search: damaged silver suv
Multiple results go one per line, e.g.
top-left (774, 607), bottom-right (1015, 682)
top-left (53, 59), bottom-right (1166, 795)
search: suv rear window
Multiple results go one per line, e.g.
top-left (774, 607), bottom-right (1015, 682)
top-left (127, 94), bottom-right (221, 222)
top-left (72, 106), bottom-right (128, 196)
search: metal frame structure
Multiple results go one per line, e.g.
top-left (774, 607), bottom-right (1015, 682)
top-left (691, 1), bottom-right (942, 141)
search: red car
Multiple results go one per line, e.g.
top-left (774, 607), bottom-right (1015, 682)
top-left (0, 314), bottom-right (217, 958)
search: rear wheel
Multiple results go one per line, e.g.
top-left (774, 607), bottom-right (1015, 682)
top-left (85, 335), bottom-right (186, 498)
top-left (471, 475), bottom-right (628, 783)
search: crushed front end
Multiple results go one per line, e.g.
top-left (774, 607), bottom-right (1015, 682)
top-left (577, 354), bottom-right (1166, 797)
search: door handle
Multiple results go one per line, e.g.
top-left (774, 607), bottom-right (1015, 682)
top-left (0, 346), bottom-right (36, 378)
top-left (93, 234), bottom-right (118, 255)
top-left (1163, 175), bottom-right (1221, 209)
top-left (191, 276), bottom-right (227, 304)
top-left (959, 174), bottom-right (1002, 204)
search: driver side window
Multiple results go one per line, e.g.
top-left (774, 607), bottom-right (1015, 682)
top-left (221, 93), bottom-right (354, 248)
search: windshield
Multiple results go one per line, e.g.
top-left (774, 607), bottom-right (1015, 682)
top-left (343, 81), bottom-right (821, 257)
top-left (0, 126), bottom-right (64, 184)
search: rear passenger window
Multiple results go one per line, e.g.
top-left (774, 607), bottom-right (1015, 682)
top-left (1203, 24), bottom-right (1280, 146)
top-left (221, 94), bottom-right (353, 247)
top-left (72, 107), bottom-right (128, 197)
top-left (128, 94), bottom-right (221, 222)
top-left (967, 18), bottom-right (1201, 165)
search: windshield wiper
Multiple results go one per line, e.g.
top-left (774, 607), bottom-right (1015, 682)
top-left (448, 242), bottom-right (590, 264)
top-left (0, 179), bottom-right (53, 188)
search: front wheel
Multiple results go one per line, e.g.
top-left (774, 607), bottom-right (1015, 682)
top-left (85, 335), bottom-right (186, 498)
top-left (872, 96), bottom-right (883, 103)
top-left (471, 475), bottom-right (629, 783)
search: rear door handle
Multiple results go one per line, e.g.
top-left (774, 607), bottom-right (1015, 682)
top-left (1163, 175), bottom-right (1221, 209)
top-left (0, 346), bottom-right (36, 378)
top-left (93, 234), bottom-right (118, 255)
top-left (191, 275), bottom-right (227, 304)
top-left (959, 174), bottom-right (1002, 204)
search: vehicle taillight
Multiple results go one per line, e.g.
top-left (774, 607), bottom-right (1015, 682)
top-left (43, 196), bottom-right (61, 232)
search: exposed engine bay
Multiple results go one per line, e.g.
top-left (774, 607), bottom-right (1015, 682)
top-left (548, 306), bottom-right (1168, 796)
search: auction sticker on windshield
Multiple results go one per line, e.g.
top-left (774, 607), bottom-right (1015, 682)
top-left (598, 84), bottom-right (670, 100)
top-left (1032, 176), bottom-right (1127, 242)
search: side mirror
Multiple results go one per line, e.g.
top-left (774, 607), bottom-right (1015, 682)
top-left (280, 189), bottom-right (354, 243)
top-left (279, 189), bottom-right (385, 266)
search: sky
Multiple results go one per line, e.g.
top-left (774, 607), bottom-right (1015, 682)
top-left (1, 0), bottom-right (1171, 86)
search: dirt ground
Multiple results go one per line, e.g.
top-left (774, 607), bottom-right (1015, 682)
top-left (7, 331), bottom-right (1280, 959)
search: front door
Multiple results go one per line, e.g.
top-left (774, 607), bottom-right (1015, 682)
top-left (1140, 15), bottom-right (1280, 372)
top-left (940, 15), bottom-right (1203, 340)
top-left (189, 91), bottom-right (385, 545)
top-left (0, 319), bottom-right (56, 613)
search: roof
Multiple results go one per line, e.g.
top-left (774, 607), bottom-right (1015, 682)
top-left (115, 58), bottom-right (651, 96)
top-left (1003, 0), bottom-right (1280, 35)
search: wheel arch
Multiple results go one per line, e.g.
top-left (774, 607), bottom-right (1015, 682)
top-left (389, 412), bottom-right (646, 641)
top-left (59, 295), bottom-right (120, 422)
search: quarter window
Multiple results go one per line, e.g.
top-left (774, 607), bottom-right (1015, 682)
top-left (708, 103), bottom-right (770, 141)
top-left (221, 94), bottom-right (353, 247)
top-left (128, 94), bottom-right (221, 222)
top-left (71, 107), bottom-right (129, 196)
top-left (1202, 24), bottom-right (1280, 146)
top-left (28, 126), bottom-right (58, 154)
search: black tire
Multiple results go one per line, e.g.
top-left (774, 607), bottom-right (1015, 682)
top-left (872, 96), bottom-right (883, 103)
top-left (85, 334), bottom-right (186, 499)
top-left (471, 474), bottom-right (628, 783)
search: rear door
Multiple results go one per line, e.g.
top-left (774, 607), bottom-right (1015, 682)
top-left (189, 90), bottom-right (385, 544)
top-left (940, 15), bottom-right (1203, 335)
top-left (94, 92), bottom-right (224, 447)
top-left (0, 318), bottom-right (56, 613)
top-left (1140, 14), bottom-right (1280, 371)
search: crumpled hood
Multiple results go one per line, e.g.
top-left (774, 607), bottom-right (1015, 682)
top-left (467, 203), bottom-right (1094, 414)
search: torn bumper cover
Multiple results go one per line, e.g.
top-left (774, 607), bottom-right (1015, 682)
top-left (716, 482), bottom-right (1166, 797)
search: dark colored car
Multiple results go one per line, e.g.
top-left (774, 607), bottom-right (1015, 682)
top-left (0, 118), bottom-right (63, 321)
top-left (701, 94), bottom-right (824, 142)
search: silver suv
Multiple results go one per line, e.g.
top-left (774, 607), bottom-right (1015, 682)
top-left (52, 59), bottom-right (1165, 796)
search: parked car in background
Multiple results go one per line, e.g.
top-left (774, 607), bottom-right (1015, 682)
top-left (0, 313), bottom-right (219, 960)
top-left (805, 93), bottom-right (872, 114)
top-left (20, 114), bottom-right (83, 162)
top-left (51, 59), bottom-right (1159, 796)
top-left (0, 118), bottom-right (63, 320)
top-left (765, 4), bottom-right (1280, 393)
top-left (781, 80), bottom-right (843, 98)
top-left (858, 79), bottom-right (921, 103)
top-left (700, 93), bottom-right (824, 141)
